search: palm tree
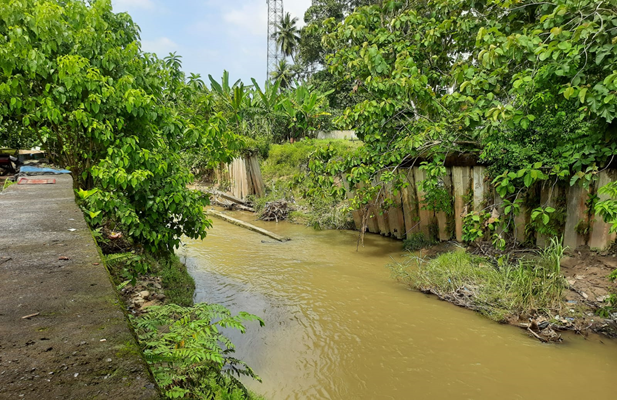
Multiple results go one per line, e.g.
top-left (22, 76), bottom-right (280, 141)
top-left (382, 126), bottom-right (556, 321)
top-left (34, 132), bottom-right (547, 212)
top-left (270, 59), bottom-right (294, 89)
top-left (272, 12), bottom-right (301, 61)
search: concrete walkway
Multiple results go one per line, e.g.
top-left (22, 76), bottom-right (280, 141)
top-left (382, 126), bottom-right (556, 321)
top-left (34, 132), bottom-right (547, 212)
top-left (0, 175), bottom-right (159, 399)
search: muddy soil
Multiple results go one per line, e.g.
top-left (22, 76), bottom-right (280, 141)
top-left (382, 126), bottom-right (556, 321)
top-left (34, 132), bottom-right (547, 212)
top-left (560, 250), bottom-right (617, 337)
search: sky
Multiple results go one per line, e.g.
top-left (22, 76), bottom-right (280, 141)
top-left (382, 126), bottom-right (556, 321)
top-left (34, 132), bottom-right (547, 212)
top-left (111, 0), bottom-right (312, 85)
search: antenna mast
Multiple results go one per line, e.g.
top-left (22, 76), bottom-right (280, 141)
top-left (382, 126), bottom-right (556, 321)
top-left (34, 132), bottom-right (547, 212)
top-left (266, 0), bottom-right (284, 79)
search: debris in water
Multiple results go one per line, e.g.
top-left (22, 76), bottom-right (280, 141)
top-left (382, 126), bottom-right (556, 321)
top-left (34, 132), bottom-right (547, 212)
top-left (260, 200), bottom-right (291, 222)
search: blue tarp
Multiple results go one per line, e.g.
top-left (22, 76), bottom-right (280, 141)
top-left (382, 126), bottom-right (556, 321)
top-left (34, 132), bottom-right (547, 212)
top-left (20, 166), bottom-right (71, 174)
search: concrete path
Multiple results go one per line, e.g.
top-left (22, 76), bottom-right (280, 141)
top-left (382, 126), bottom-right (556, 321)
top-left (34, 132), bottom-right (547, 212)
top-left (0, 175), bottom-right (159, 399)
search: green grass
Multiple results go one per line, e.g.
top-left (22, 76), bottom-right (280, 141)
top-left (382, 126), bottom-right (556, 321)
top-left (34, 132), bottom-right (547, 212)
top-left (389, 240), bottom-right (567, 322)
top-left (261, 139), bottom-right (360, 180)
top-left (153, 255), bottom-right (195, 307)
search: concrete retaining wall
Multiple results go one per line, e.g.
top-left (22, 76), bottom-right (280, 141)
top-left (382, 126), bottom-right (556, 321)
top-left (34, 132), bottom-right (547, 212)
top-left (353, 166), bottom-right (617, 251)
top-left (316, 130), bottom-right (358, 140)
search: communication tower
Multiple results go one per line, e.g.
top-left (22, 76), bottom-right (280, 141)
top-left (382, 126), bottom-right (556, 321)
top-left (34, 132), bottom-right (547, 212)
top-left (266, 0), bottom-right (284, 78)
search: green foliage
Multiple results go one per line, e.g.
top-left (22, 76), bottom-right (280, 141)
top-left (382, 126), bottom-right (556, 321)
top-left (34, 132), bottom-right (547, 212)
top-left (2, 178), bottom-right (15, 191)
top-left (418, 159), bottom-right (452, 214)
top-left (389, 243), bottom-right (568, 322)
top-left (259, 139), bottom-right (359, 230)
top-left (262, 139), bottom-right (359, 180)
top-left (293, 196), bottom-right (355, 231)
top-left (279, 85), bottom-right (332, 140)
top-left (0, 0), bottom-right (242, 253)
top-left (132, 303), bottom-right (264, 400)
top-left (272, 13), bottom-right (301, 60)
top-left (298, 0), bottom-right (617, 239)
top-left (461, 211), bottom-right (495, 243)
top-left (105, 252), bottom-right (149, 284)
top-left (596, 294), bottom-right (617, 318)
top-left (528, 206), bottom-right (565, 239)
top-left (595, 181), bottom-right (617, 233)
top-left (205, 71), bottom-right (332, 147)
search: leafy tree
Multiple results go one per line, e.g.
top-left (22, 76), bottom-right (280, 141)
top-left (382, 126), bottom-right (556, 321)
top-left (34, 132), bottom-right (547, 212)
top-left (304, 0), bottom-right (617, 242)
top-left (299, 0), bottom-right (381, 70)
top-left (0, 0), bottom-right (238, 253)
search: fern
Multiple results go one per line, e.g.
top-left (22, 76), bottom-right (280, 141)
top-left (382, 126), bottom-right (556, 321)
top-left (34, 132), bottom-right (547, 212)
top-left (132, 303), bottom-right (264, 399)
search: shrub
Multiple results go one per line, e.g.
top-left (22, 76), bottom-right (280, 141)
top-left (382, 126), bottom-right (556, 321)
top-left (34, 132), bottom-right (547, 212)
top-left (133, 303), bottom-right (264, 400)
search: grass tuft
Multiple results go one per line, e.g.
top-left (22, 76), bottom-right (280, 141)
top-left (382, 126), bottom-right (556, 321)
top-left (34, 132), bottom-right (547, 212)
top-left (389, 240), bottom-right (568, 322)
top-left (154, 255), bottom-right (195, 307)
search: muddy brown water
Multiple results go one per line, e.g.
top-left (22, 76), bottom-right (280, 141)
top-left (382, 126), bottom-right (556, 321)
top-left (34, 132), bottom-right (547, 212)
top-left (180, 211), bottom-right (617, 400)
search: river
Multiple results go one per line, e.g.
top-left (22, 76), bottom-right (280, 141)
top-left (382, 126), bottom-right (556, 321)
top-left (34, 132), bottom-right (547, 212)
top-left (179, 210), bottom-right (617, 400)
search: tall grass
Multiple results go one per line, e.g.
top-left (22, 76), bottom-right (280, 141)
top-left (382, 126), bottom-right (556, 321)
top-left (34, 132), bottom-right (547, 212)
top-left (389, 240), bottom-right (568, 322)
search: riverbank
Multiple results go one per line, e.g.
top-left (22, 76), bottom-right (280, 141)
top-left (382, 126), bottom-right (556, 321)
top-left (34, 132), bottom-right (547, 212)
top-left (390, 244), bottom-right (617, 342)
top-left (96, 209), bottom-right (266, 399)
top-left (0, 175), bottom-right (159, 399)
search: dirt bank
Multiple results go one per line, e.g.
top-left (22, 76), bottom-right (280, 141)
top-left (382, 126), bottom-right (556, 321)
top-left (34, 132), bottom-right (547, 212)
top-left (0, 175), bottom-right (159, 399)
top-left (397, 244), bottom-right (617, 342)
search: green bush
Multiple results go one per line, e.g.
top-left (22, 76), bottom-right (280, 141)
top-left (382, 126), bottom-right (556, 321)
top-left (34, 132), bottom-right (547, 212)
top-left (256, 139), bottom-right (359, 230)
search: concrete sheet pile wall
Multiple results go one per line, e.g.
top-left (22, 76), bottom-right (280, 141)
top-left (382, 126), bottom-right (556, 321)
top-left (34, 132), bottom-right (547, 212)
top-left (354, 167), bottom-right (617, 251)
top-left (214, 155), bottom-right (265, 201)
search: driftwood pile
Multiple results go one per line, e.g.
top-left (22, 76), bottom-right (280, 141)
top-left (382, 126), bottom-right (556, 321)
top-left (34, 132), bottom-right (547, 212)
top-left (259, 200), bottom-right (291, 222)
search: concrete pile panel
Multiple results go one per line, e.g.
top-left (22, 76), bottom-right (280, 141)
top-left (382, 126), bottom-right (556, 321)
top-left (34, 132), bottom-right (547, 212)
top-left (452, 167), bottom-right (472, 242)
top-left (413, 167), bottom-right (434, 238)
top-left (436, 169), bottom-right (453, 241)
top-left (563, 183), bottom-right (589, 250)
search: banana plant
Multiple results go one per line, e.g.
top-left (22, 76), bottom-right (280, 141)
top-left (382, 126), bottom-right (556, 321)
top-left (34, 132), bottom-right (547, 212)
top-left (278, 84), bottom-right (333, 140)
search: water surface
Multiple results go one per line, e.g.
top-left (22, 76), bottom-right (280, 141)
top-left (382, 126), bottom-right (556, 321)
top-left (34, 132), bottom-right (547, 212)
top-left (180, 210), bottom-right (617, 400)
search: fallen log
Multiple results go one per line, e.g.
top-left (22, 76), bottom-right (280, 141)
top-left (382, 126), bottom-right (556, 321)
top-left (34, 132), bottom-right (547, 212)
top-left (207, 189), bottom-right (253, 207)
top-left (206, 209), bottom-right (290, 242)
top-left (232, 203), bottom-right (255, 212)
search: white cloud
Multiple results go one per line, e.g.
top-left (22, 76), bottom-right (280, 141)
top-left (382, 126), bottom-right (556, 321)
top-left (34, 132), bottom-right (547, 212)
top-left (141, 37), bottom-right (179, 57)
top-left (112, 0), bottom-right (156, 12)
top-left (285, 0), bottom-right (313, 25)
top-left (223, 2), bottom-right (268, 36)
top-left (221, 0), bottom-right (312, 37)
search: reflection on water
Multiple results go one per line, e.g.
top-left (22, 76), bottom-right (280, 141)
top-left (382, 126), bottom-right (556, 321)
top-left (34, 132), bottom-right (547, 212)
top-left (180, 210), bottom-right (617, 400)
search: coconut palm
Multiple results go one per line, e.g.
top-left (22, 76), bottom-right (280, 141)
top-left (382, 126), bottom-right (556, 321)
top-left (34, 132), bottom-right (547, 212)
top-left (270, 59), bottom-right (295, 89)
top-left (272, 12), bottom-right (301, 61)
